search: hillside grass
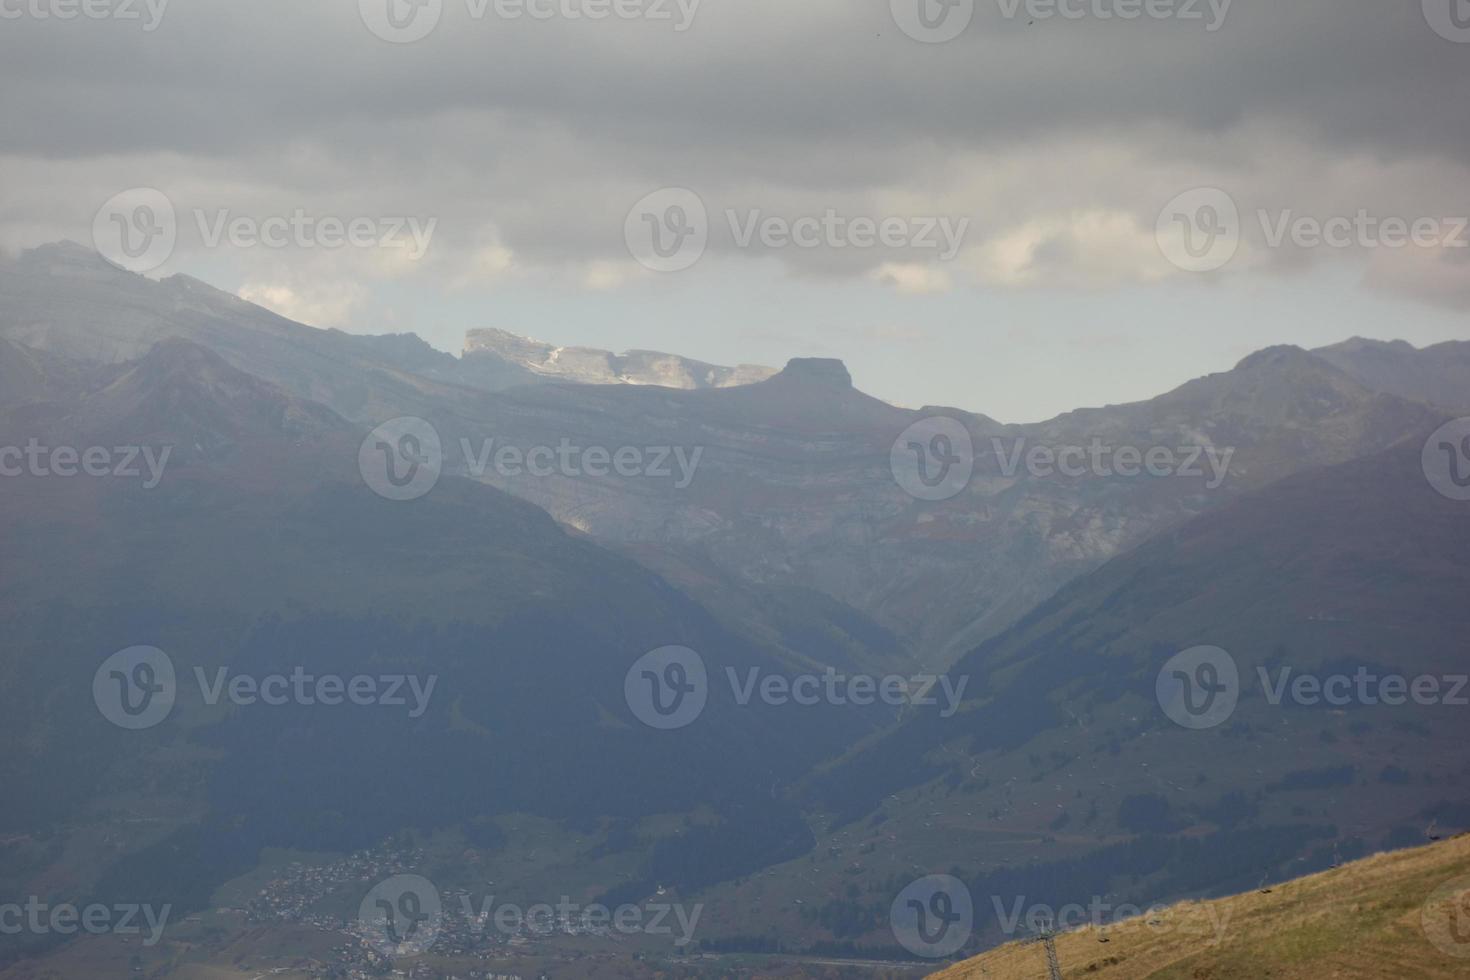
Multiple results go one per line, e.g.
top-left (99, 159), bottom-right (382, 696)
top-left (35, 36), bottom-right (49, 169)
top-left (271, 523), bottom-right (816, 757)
top-left (930, 834), bottom-right (1470, 979)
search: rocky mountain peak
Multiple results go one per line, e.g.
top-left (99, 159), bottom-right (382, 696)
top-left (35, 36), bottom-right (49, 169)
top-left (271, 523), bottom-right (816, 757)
top-left (14, 239), bottom-right (132, 280)
top-left (463, 327), bottom-right (776, 390)
top-left (1232, 344), bottom-right (1319, 373)
top-left (133, 334), bottom-right (229, 369)
top-left (78, 337), bottom-right (345, 449)
top-left (773, 358), bottom-right (853, 389)
top-left (1318, 336), bottom-right (1417, 355)
top-left (1312, 335), bottom-right (1470, 413)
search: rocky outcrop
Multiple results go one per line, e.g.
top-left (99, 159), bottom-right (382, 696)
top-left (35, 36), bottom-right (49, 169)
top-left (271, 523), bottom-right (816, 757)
top-left (464, 327), bottom-right (776, 389)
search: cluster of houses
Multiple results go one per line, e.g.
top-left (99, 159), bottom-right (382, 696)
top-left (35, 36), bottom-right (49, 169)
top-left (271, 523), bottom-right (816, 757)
top-left (237, 838), bottom-right (603, 977)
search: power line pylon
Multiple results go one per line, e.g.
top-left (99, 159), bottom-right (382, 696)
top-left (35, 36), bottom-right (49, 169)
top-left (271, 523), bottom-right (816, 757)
top-left (1023, 925), bottom-right (1064, 980)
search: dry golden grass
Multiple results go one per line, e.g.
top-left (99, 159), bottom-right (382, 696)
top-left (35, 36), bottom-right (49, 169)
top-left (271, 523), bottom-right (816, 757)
top-left (929, 835), bottom-right (1470, 980)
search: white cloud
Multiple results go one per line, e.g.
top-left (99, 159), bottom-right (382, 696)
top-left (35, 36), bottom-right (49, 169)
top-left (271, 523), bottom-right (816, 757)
top-left (2, 0), bottom-right (1469, 314)
top-left (971, 209), bottom-right (1169, 288)
top-left (1365, 244), bottom-right (1470, 310)
top-left (583, 260), bottom-right (634, 290)
top-left (869, 262), bottom-right (953, 294)
top-left (238, 280), bottom-right (367, 329)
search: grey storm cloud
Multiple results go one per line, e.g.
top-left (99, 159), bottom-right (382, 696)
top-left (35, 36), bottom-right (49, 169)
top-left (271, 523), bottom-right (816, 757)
top-left (1, 0), bottom-right (1468, 300)
top-left (0, 2), bottom-right (1464, 157)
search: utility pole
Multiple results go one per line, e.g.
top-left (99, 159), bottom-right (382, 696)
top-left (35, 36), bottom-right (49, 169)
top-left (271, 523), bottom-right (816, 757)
top-left (1042, 931), bottom-right (1063, 980)
top-left (1024, 925), bottom-right (1064, 980)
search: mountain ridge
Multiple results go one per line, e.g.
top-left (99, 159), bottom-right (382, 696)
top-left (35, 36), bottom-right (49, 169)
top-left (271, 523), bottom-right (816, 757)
top-left (2, 247), bottom-right (1459, 669)
top-left (464, 325), bottom-right (777, 389)
top-left (1312, 335), bottom-right (1470, 413)
top-left (0, 336), bottom-right (880, 956)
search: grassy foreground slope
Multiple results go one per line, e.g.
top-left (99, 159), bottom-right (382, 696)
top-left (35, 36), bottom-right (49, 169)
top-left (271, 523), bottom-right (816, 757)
top-left (930, 835), bottom-right (1470, 979)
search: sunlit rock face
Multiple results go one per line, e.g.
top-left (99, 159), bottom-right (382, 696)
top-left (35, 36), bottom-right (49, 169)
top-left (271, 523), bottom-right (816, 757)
top-left (464, 327), bottom-right (777, 389)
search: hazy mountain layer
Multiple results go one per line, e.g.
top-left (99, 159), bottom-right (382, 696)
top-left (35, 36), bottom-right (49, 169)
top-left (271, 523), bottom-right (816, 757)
top-left (1314, 336), bottom-right (1470, 413)
top-left (752, 436), bottom-right (1470, 957)
top-left (1, 246), bottom-right (1451, 672)
top-left (457, 346), bottom-right (1442, 664)
top-left (0, 339), bottom-right (878, 963)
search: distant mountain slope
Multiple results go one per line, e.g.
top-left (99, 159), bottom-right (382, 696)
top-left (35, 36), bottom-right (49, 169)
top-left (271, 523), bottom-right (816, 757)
top-left (1042, 345), bottom-right (1438, 478)
top-left (0, 340), bottom-right (876, 956)
top-left (0, 336), bottom-right (48, 406)
top-left (747, 435), bottom-right (1470, 963)
top-left (71, 336), bottom-right (348, 454)
top-left (465, 326), bottom-right (775, 389)
top-left (930, 835), bottom-right (1470, 979)
top-left (1313, 336), bottom-right (1470, 413)
top-left (0, 243), bottom-right (775, 421)
top-left (459, 345), bottom-right (1442, 664)
top-left (812, 435), bottom-right (1470, 822)
top-left (1, 247), bottom-right (1450, 669)
top-left (0, 242), bottom-right (508, 422)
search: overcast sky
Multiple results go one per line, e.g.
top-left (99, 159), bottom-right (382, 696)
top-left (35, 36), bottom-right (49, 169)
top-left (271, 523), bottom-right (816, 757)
top-left (2, 0), bottom-right (1468, 420)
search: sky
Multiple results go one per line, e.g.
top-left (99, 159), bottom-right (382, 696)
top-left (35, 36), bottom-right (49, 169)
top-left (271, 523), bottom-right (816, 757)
top-left (1, 0), bottom-right (1468, 422)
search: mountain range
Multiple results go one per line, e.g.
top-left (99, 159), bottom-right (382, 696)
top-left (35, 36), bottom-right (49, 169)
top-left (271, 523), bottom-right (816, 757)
top-left (0, 334), bottom-right (879, 964)
top-left (0, 242), bottom-right (1467, 974)
top-left (1314, 336), bottom-right (1470, 414)
top-left (679, 429), bottom-right (1469, 960)
top-left (5, 244), bottom-right (1456, 668)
